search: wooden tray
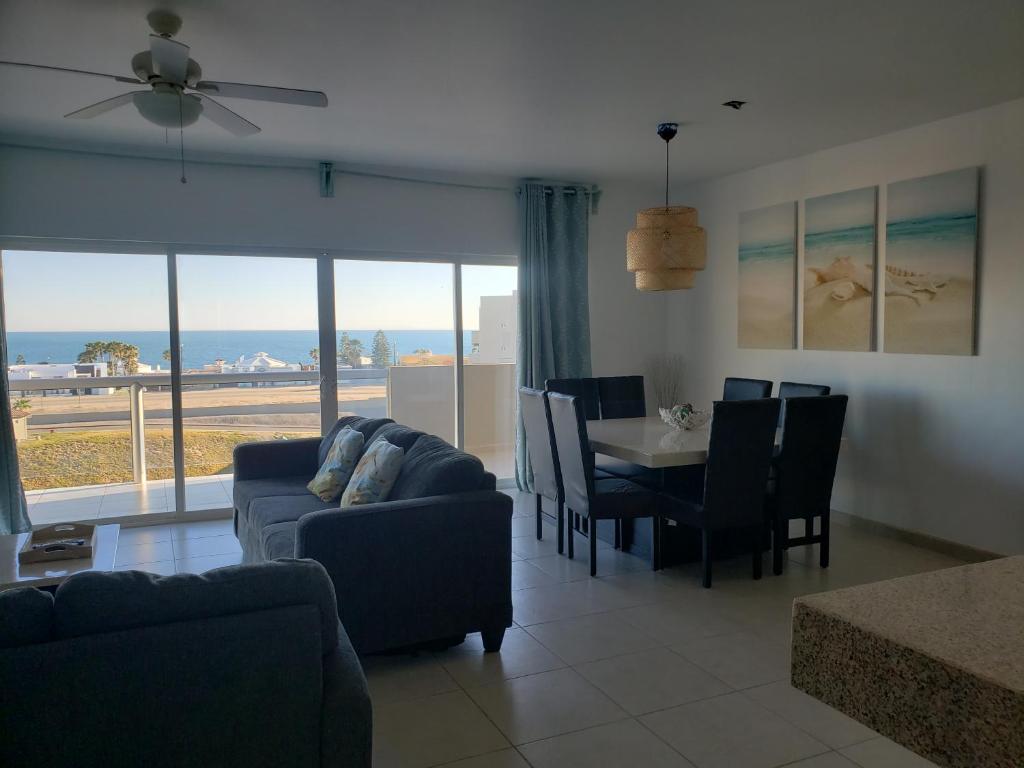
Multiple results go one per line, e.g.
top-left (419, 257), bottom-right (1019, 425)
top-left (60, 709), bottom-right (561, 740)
top-left (18, 523), bottom-right (96, 564)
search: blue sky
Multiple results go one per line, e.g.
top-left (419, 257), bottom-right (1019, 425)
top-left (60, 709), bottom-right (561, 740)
top-left (2, 251), bottom-right (516, 331)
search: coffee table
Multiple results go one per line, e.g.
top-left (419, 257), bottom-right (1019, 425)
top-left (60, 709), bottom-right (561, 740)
top-left (0, 524), bottom-right (120, 591)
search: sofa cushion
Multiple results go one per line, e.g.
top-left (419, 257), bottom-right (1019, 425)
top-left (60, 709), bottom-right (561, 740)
top-left (308, 427), bottom-right (364, 502)
top-left (389, 434), bottom-right (488, 501)
top-left (340, 438), bottom-right (405, 506)
top-left (319, 416), bottom-right (393, 466)
top-left (249, 493), bottom-right (330, 532)
top-left (260, 521), bottom-right (298, 560)
top-left (54, 559), bottom-right (340, 655)
top-left (365, 422), bottom-right (425, 453)
top-left (234, 475), bottom-right (311, 519)
top-left (0, 587), bottom-right (54, 647)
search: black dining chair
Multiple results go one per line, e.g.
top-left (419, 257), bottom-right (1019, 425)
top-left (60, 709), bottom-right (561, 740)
top-left (519, 387), bottom-right (566, 554)
top-left (659, 398), bottom-right (781, 588)
top-left (723, 377), bottom-right (773, 401)
top-left (767, 395), bottom-right (847, 575)
top-left (547, 392), bottom-right (661, 576)
top-left (545, 377), bottom-right (601, 420)
top-left (597, 375), bottom-right (646, 419)
top-left (778, 381), bottom-right (831, 426)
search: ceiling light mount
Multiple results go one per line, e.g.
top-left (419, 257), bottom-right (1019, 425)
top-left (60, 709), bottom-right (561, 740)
top-left (656, 122), bottom-right (678, 142)
top-left (722, 100), bottom-right (747, 110)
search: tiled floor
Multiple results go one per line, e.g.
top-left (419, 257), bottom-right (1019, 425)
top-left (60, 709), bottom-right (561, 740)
top-left (26, 474), bottom-right (234, 526)
top-left (118, 491), bottom-right (958, 768)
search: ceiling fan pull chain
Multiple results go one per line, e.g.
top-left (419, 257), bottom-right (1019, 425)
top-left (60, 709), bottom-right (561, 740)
top-left (178, 91), bottom-right (187, 184)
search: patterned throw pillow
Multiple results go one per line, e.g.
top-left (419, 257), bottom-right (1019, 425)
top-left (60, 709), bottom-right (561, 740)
top-left (340, 437), bottom-right (405, 507)
top-left (307, 427), bottom-right (365, 502)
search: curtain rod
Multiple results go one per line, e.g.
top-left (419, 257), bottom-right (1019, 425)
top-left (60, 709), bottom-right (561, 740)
top-left (1, 140), bottom-right (601, 202)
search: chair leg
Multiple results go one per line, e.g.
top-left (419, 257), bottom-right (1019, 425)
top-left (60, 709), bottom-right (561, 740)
top-left (701, 529), bottom-right (712, 588)
top-left (773, 514), bottom-right (785, 576)
top-left (752, 526), bottom-right (762, 580)
top-left (805, 517), bottom-right (813, 539)
top-left (535, 494), bottom-right (543, 540)
top-left (574, 512), bottom-right (581, 532)
top-left (614, 519), bottom-right (621, 549)
top-left (481, 624), bottom-right (506, 653)
top-left (820, 511), bottom-right (831, 569)
top-left (590, 520), bottom-right (598, 577)
top-left (567, 509), bottom-right (575, 559)
top-left (556, 501), bottom-right (564, 555)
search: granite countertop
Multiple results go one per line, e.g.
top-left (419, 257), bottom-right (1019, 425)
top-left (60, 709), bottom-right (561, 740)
top-left (796, 555), bottom-right (1024, 693)
top-left (792, 555), bottom-right (1023, 768)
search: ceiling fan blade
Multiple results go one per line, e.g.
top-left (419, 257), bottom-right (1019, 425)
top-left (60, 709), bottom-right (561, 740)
top-left (149, 34), bottom-right (189, 82)
top-left (0, 60), bottom-right (142, 84)
top-left (194, 80), bottom-right (327, 107)
top-left (196, 94), bottom-right (260, 136)
top-left (64, 91), bottom-right (139, 119)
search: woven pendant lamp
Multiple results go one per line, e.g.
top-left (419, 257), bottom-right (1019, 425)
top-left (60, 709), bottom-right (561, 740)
top-left (626, 123), bottom-right (706, 290)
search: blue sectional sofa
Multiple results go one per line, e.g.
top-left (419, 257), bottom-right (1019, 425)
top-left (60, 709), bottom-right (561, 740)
top-left (233, 416), bottom-right (513, 655)
top-left (0, 559), bottom-right (371, 768)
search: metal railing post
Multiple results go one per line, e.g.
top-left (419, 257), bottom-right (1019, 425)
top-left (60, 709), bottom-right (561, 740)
top-left (129, 382), bottom-right (147, 483)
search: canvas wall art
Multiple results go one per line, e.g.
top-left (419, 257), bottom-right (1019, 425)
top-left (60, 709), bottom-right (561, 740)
top-left (803, 186), bottom-right (877, 351)
top-left (884, 167), bottom-right (978, 355)
top-left (737, 202), bottom-right (796, 349)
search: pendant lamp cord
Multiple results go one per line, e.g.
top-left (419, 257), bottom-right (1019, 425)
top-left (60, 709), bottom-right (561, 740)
top-left (178, 92), bottom-right (187, 184)
top-left (664, 139), bottom-right (669, 208)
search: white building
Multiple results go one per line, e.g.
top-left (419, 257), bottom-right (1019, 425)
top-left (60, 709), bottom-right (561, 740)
top-left (7, 362), bottom-right (112, 394)
top-left (207, 352), bottom-right (301, 373)
top-left (473, 291), bottom-right (518, 364)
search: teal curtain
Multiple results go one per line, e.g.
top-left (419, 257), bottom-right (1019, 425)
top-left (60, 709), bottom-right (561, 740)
top-left (0, 259), bottom-right (30, 534)
top-left (516, 182), bottom-right (592, 490)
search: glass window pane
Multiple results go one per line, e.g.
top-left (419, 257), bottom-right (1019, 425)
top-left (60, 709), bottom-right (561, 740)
top-left (177, 254), bottom-right (320, 512)
top-left (2, 250), bottom-right (171, 524)
top-left (461, 264), bottom-right (518, 478)
top-left (334, 260), bottom-right (455, 442)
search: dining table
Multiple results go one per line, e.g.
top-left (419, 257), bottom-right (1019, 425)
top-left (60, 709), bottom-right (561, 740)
top-left (586, 416), bottom-right (716, 469)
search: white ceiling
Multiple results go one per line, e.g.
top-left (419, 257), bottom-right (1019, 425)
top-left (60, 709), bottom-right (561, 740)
top-left (1, 0), bottom-right (1022, 183)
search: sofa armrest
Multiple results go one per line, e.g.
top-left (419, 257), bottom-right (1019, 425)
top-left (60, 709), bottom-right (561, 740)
top-left (295, 491), bottom-right (513, 652)
top-left (233, 437), bottom-right (322, 482)
top-left (320, 621), bottom-right (372, 768)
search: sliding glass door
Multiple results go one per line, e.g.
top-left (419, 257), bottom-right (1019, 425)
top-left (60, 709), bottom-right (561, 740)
top-left (176, 254), bottom-right (321, 511)
top-left (334, 259), bottom-right (457, 441)
top-left (1, 247), bottom-right (517, 526)
top-left (1, 250), bottom-right (170, 525)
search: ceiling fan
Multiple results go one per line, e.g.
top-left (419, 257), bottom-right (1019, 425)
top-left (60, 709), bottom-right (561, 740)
top-left (0, 9), bottom-right (328, 138)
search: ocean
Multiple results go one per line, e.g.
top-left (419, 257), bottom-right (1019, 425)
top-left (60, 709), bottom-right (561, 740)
top-left (7, 330), bottom-right (475, 370)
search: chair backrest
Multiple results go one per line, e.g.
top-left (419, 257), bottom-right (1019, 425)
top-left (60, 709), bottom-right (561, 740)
top-left (518, 387), bottom-right (562, 503)
top-left (778, 381), bottom-right (832, 426)
top-left (545, 377), bottom-right (601, 420)
top-left (702, 398), bottom-right (781, 528)
top-left (547, 392), bottom-right (594, 516)
top-left (775, 395), bottom-right (848, 520)
top-left (597, 375), bottom-right (646, 419)
top-left (723, 377), bottom-right (773, 401)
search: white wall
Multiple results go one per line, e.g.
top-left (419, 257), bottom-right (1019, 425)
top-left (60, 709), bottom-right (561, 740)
top-left (667, 99), bottom-right (1024, 555)
top-left (588, 181), bottom-right (668, 402)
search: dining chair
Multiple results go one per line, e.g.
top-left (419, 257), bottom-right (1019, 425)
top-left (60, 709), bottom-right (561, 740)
top-left (547, 392), bottom-right (661, 576)
top-left (519, 387), bottom-right (566, 554)
top-left (723, 377), bottom-right (773, 400)
top-left (597, 375), bottom-right (646, 419)
top-left (659, 398), bottom-right (781, 588)
top-left (778, 380), bottom-right (832, 426)
top-left (545, 377), bottom-right (601, 420)
top-left (767, 395), bottom-right (847, 574)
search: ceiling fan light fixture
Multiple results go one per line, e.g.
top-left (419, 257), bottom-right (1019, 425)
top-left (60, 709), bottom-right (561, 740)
top-left (132, 89), bottom-right (201, 128)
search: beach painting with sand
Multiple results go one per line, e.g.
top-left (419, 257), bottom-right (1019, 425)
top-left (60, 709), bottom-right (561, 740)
top-left (738, 202), bottom-right (796, 349)
top-left (804, 187), bottom-right (877, 351)
top-left (884, 168), bottom-right (978, 355)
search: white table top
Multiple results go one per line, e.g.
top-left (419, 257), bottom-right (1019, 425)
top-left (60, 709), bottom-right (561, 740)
top-left (587, 417), bottom-right (714, 469)
top-left (0, 524), bottom-right (120, 591)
